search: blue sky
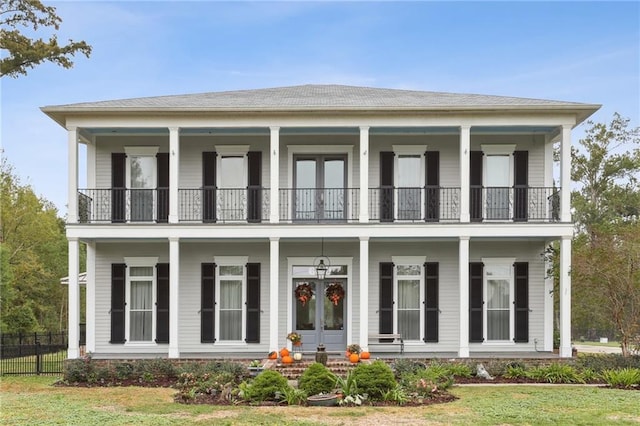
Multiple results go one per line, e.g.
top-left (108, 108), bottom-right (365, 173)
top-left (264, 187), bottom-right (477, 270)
top-left (2, 1), bottom-right (638, 215)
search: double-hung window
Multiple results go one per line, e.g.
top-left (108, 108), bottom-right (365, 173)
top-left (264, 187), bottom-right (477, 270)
top-left (124, 257), bottom-right (157, 343)
top-left (393, 256), bottom-right (425, 341)
top-left (215, 257), bottom-right (247, 342)
top-left (483, 258), bottom-right (515, 341)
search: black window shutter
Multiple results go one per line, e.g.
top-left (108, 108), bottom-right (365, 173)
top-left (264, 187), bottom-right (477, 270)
top-left (110, 263), bottom-right (126, 343)
top-left (513, 151), bottom-right (528, 222)
top-left (155, 263), bottom-right (170, 343)
top-left (514, 262), bottom-right (529, 342)
top-left (469, 262), bottom-right (484, 342)
top-left (247, 152), bottom-right (262, 223)
top-left (111, 153), bottom-right (126, 223)
top-left (201, 263), bottom-right (216, 343)
top-left (380, 152), bottom-right (394, 222)
top-left (425, 151), bottom-right (440, 222)
top-left (470, 151), bottom-right (483, 222)
top-left (202, 152), bottom-right (217, 223)
top-left (245, 263), bottom-right (261, 343)
top-left (156, 153), bottom-right (169, 223)
top-left (379, 262), bottom-right (394, 342)
top-left (424, 262), bottom-right (439, 342)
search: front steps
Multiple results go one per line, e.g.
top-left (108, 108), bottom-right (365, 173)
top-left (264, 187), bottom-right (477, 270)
top-left (270, 358), bottom-right (366, 380)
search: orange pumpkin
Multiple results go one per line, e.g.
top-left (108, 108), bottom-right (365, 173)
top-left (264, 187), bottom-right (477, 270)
top-left (349, 353), bottom-right (360, 363)
top-left (282, 355), bottom-right (293, 364)
top-left (360, 351), bottom-right (370, 360)
top-left (268, 351), bottom-right (278, 360)
top-left (280, 348), bottom-right (290, 358)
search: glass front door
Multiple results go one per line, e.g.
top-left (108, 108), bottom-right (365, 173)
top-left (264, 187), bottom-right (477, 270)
top-left (294, 279), bottom-right (346, 351)
top-left (294, 156), bottom-right (346, 221)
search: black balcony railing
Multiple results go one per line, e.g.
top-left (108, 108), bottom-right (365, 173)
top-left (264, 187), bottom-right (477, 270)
top-left (78, 188), bottom-right (168, 223)
top-left (279, 188), bottom-right (360, 222)
top-left (369, 187), bottom-right (461, 222)
top-left (470, 186), bottom-right (560, 222)
top-left (178, 188), bottom-right (270, 223)
top-left (78, 186), bottom-right (559, 224)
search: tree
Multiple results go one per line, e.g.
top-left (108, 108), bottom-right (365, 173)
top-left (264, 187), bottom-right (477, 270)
top-left (0, 0), bottom-right (91, 78)
top-left (0, 158), bottom-right (68, 333)
top-left (571, 113), bottom-right (640, 234)
top-left (568, 113), bottom-right (640, 354)
top-left (573, 224), bottom-right (640, 356)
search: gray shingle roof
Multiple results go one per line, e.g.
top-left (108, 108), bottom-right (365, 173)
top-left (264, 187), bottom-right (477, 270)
top-left (43, 84), bottom-right (595, 110)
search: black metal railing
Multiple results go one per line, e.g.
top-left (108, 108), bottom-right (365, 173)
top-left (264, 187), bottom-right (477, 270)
top-left (178, 188), bottom-right (270, 223)
top-left (78, 188), bottom-right (168, 223)
top-left (369, 187), bottom-right (461, 222)
top-left (0, 331), bottom-right (70, 375)
top-left (470, 186), bottom-right (560, 221)
top-left (279, 188), bottom-right (360, 222)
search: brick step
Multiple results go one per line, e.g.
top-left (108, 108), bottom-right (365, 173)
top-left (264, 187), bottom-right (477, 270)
top-left (272, 359), bottom-right (367, 380)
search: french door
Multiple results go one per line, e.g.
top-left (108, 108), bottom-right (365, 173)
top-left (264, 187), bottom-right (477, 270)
top-left (293, 279), bottom-right (346, 351)
top-left (294, 155), bottom-right (346, 221)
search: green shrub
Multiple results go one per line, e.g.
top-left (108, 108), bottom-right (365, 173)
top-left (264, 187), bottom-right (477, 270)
top-left (352, 360), bottom-right (396, 401)
top-left (446, 363), bottom-right (472, 378)
top-left (504, 364), bottom-right (528, 379)
top-left (64, 358), bottom-right (93, 383)
top-left (602, 368), bottom-right (640, 389)
top-left (174, 371), bottom-right (236, 402)
top-left (391, 359), bottom-right (426, 379)
top-left (133, 358), bottom-right (177, 379)
top-left (382, 384), bottom-right (408, 405)
top-left (334, 369), bottom-right (358, 397)
top-left (576, 354), bottom-right (640, 372)
top-left (535, 364), bottom-right (584, 384)
top-left (579, 368), bottom-right (600, 383)
top-left (298, 362), bottom-right (336, 396)
top-left (279, 387), bottom-right (307, 405)
top-left (239, 370), bottom-right (289, 402)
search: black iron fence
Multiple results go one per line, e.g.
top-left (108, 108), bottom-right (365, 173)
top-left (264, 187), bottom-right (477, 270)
top-left (0, 330), bottom-right (81, 375)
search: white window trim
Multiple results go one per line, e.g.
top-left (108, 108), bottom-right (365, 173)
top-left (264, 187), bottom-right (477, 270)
top-left (123, 256), bottom-right (158, 346)
top-left (392, 146), bottom-right (426, 221)
top-left (124, 146), bottom-right (159, 223)
top-left (392, 256), bottom-right (425, 341)
top-left (287, 256), bottom-right (353, 345)
top-left (214, 256), bottom-right (248, 344)
top-left (287, 145), bottom-right (353, 191)
top-left (482, 257), bottom-right (516, 343)
top-left (481, 144), bottom-right (516, 221)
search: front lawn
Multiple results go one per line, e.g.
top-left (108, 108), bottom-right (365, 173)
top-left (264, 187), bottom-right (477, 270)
top-left (1, 376), bottom-right (638, 425)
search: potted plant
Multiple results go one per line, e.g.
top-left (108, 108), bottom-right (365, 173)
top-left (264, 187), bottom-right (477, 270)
top-left (248, 359), bottom-right (264, 376)
top-left (287, 332), bottom-right (302, 346)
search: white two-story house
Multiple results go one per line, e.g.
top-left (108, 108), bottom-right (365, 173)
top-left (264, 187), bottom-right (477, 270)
top-left (43, 85), bottom-right (599, 359)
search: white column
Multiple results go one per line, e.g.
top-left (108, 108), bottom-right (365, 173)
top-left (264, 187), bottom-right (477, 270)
top-left (559, 236), bottom-right (572, 357)
top-left (85, 241), bottom-right (96, 354)
top-left (544, 252), bottom-right (554, 351)
top-left (68, 237), bottom-right (80, 359)
top-left (359, 127), bottom-right (370, 223)
top-left (359, 237), bottom-right (369, 347)
top-left (458, 236), bottom-right (470, 357)
top-left (68, 126), bottom-right (78, 223)
top-left (168, 237), bottom-right (180, 358)
top-left (169, 127), bottom-right (180, 224)
top-left (269, 237), bottom-right (280, 351)
top-left (459, 126), bottom-right (471, 223)
top-left (560, 125), bottom-right (572, 222)
top-left (270, 127), bottom-right (280, 223)
top-left (87, 136), bottom-right (96, 189)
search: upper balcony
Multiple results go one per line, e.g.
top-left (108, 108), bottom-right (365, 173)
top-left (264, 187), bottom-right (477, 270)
top-left (77, 186), bottom-right (559, 224)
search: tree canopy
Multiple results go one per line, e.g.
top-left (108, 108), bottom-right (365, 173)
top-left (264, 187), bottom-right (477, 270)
top-left (1, 159), bottom-right (69, 333)
top-left (568, 113), bottom-right (640, 354)
top-left (0, 0), bottom-right (91, 78)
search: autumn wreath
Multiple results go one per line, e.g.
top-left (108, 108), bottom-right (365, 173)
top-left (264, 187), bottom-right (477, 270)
top-left (295, 282), bottom-right (314, 306)
top-left (325, 282), bottom-right (345, 305)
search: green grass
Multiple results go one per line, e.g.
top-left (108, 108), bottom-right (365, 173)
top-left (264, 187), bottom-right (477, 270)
top-left (577, 340), bottom-right (621, 348)
top-left (0, 351), bottom-right (66, 375)
top-left (1, 376), bottom-right (639, 425)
